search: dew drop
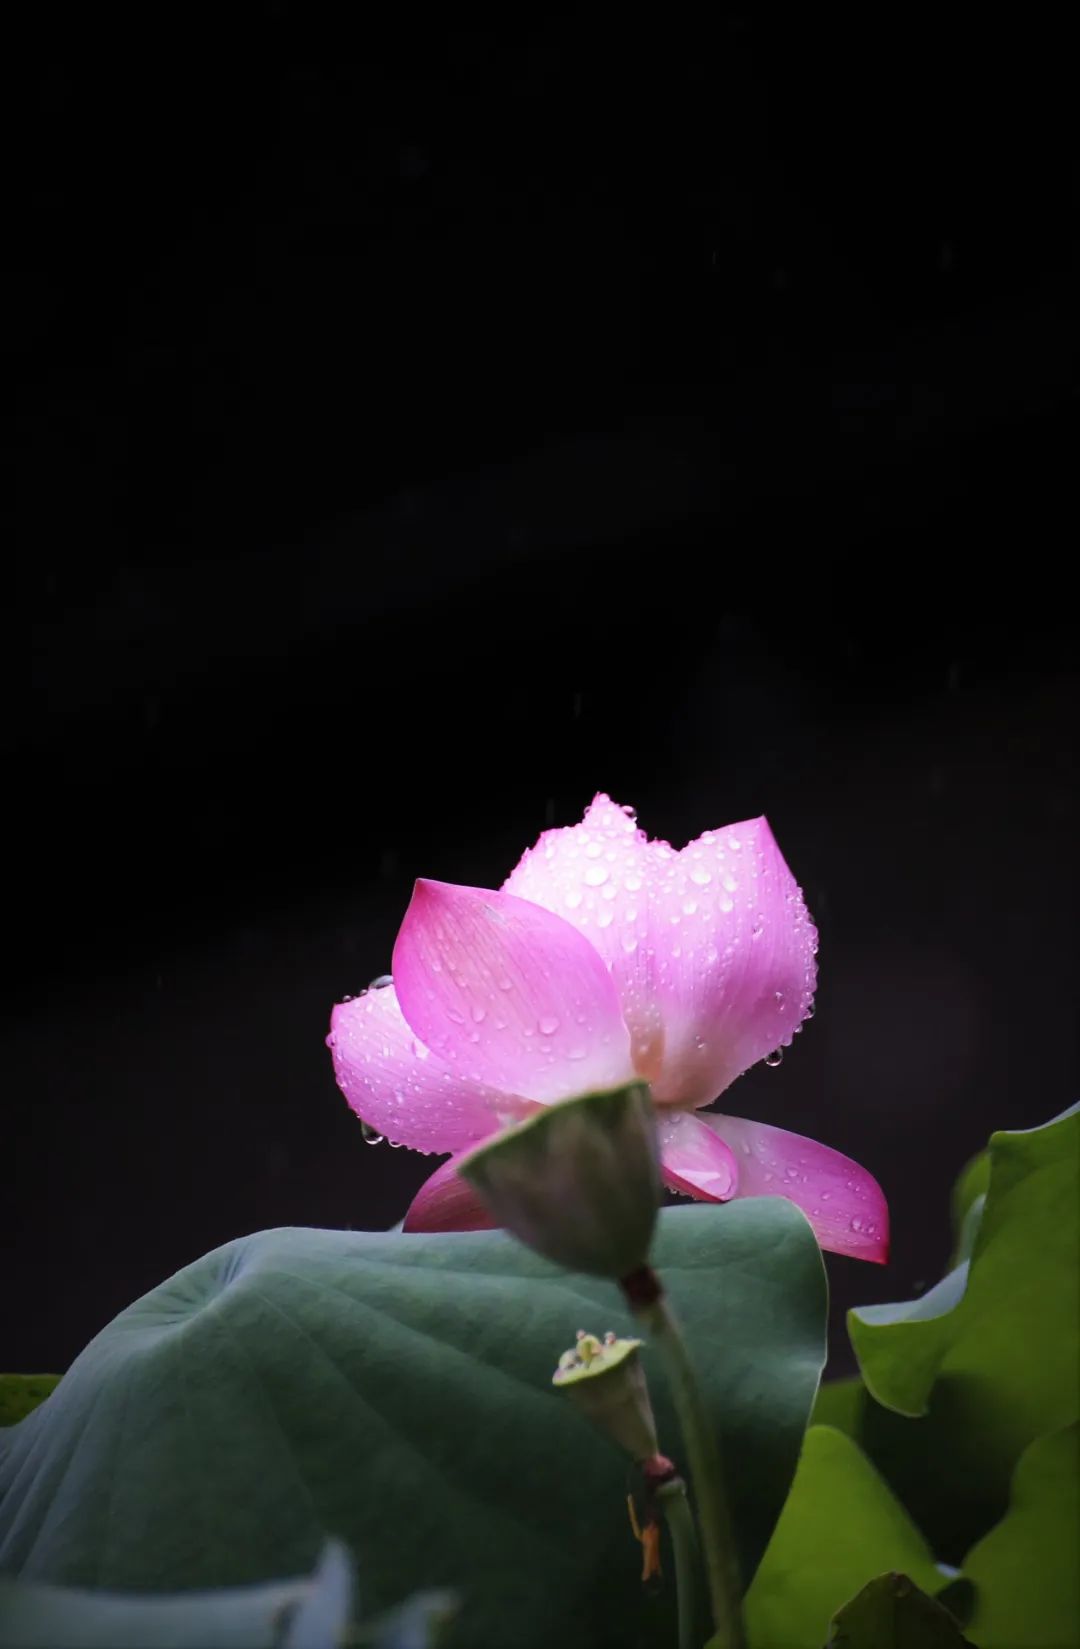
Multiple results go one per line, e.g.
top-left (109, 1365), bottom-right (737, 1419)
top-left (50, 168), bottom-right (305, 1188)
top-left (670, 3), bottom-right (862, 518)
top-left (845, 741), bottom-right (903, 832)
top-left (369, 974), bottom-right (394, 990)
top-left (764, 1048), bottom-right (783, 1068)
top-left (850, 1217), bottom-right (864, 1233)
top-left (538, 1014), bottom-right (560, 1036)
top-left (690, 866), bottom-right (712, 886)
top-left (360, 1121), bottom-right (384, 1145)
top-left (564, 889), bottom-right (583, 909)
top-left (584, 864), bottom-right (609, 886)
top-left (682, 897), bottom-right (698, 915)
top-left (625, 874), bottom-right (643, 892)
top-left (446, 1007), bottom-right (465, 1024)
top-left (471, 1005), bottom-right (487, 1023)
top-left (805, 998), bottom-right (816, 1020)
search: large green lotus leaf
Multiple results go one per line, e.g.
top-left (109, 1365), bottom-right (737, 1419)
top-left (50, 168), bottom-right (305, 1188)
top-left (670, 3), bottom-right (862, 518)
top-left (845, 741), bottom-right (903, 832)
top-left (825, 1572), bottom-right (973, 1647)
top-left (810, 1371), bottom-right (1004, 1565)
top-left (963, 1423), bottom-right (1079, 1649)
top-left (743, 1427), bottom-right (942, 1649)
top-left (0, 1201), bottom-right (826, 1649)
top-left (846, 1106), bottom-right (1079, 1545)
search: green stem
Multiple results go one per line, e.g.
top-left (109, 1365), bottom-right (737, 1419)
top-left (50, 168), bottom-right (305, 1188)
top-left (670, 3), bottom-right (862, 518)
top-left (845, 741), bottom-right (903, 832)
top-left (655, 1476), bottom-right (699, 1649)
top-left (631, 1280), bottom-right (745, 1649)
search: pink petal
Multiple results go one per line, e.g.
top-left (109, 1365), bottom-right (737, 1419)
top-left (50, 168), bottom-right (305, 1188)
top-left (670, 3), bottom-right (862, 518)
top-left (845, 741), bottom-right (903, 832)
top-left (503, 799), bottom-right (817, 1109)
top-left (328, 984), bottom-right (524, 1153)
top-left (685, 1111), bottom-right (890, 1264)
top-left (502, 793), bottom-right (673, 1081)
top-left (402, 1154), bottom-right (500, 1233)
top-left (646, 816), bottom-right (818, 1106)
top-left (392, 880), bottom-right (634, 1103)
top-left (658, 1111), bottom-right (740, 1200)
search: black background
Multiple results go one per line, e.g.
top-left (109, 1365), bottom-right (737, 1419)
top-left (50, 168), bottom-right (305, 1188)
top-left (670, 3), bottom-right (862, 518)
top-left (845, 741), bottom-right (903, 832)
top-left (7, 13), bottom-right (1077, 1373)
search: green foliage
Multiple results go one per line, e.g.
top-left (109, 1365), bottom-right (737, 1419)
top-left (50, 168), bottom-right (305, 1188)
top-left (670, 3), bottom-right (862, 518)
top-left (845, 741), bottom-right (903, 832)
top-left (743, 1427), bottom-right (942, 1649)
top-left (0, 1380), bottom-right (60, 1430)
top-left (0, 1540), bottom-right (454, 1649)
top-left (963, 1424), bottom-right (1079, 1649)
top-left (849, 1106), bottom-right (1078, 1438)
top-left (801, 1105), bottom-right (1079, 1646)
top-left (835, 1105), bottom-right (1079, 1560)
top-left (0, 1201), bottom-right (826, 1649)
top-left (0, 1540), bottom-right (353, 1649)
top-left (825, 1572), bottom-right (974, 1647)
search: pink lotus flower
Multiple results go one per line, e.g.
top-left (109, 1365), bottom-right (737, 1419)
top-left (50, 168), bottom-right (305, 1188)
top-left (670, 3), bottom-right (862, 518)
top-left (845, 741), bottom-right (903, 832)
top-left (328, 796), bottom-right (888, 1263)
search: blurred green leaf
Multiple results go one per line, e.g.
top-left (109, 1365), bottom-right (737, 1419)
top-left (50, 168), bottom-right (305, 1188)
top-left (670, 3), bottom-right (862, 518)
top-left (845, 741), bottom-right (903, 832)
top-left (825, 1571), bottom-right (974, 1647)
top-left (963, 1423), bottom-right (1079, 1649)
top-left (0, 1380), bottom-right (60, 1430)
top-left (846, 1105), bottom-right (1079, 1552)
top-left (744, 1427), bottom-right (942, 1649)
top-left (950, 1151), bottom-right (990, 1249)
top-left (361, 1589), bottom-right (457, 1649)
top-left (0, 1202), bottom-right (826, 1649)
top-left (0, 1539), bottom-right (353, 1649)
top-left (810, 1377), bottom-right (863, 1437)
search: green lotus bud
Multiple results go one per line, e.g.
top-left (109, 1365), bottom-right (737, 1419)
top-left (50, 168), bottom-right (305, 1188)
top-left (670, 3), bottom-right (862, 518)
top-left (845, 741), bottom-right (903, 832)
top-left (552, 1329), bottom-right (659, 1463)
top-left (458, 1082), bottom-right (660, 1278)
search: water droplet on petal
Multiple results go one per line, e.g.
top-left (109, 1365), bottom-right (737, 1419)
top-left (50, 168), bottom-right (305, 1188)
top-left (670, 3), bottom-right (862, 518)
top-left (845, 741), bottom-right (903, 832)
top-left (584, 864), bottom-right (609, 886)
top-left (764, 1048), bottom-right (783, 1068)
top-left (538, 1014), bottom-right (560, 1036)
top-left (369, 974), bottom-right (394, 990)
top-left (360, 1121), bottom-right (384, 1145)
top-left (564, 889), bottom-right (583, 909)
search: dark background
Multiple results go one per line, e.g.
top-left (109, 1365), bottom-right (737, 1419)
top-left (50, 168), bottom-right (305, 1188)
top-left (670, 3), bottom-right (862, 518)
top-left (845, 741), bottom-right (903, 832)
top-left (6, 14), bottom-right (1077, 1373)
